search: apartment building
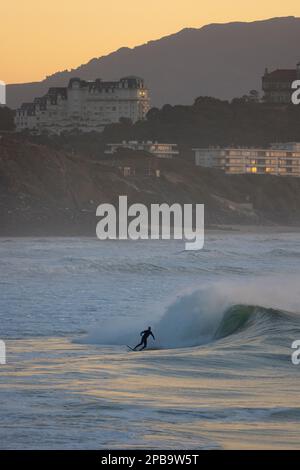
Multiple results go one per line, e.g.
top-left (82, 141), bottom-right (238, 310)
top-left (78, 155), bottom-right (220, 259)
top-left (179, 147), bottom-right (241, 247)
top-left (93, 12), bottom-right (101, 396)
top-left (194, 143), bottom-right (300, 177)
top-left (105, 141), bottom-right (179, 159)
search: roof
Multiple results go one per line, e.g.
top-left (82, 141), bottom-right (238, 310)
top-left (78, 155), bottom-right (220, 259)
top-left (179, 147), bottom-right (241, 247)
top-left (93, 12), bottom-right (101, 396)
top-left (263, 69), bottom-right (297, 81)
top-left (48, 87), bottom-right (67, 97)
top-left (120, 76), bottom-right (144, 81)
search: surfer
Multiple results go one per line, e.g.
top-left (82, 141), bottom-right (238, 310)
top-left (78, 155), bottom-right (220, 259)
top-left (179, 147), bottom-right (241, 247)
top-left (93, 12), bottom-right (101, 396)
top-left (133, 327), bottom-right (155, 351)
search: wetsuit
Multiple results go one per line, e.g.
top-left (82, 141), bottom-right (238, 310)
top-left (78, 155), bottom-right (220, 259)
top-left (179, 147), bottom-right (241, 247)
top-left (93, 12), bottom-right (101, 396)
top-left (134, 329), bottom-right (155, 350)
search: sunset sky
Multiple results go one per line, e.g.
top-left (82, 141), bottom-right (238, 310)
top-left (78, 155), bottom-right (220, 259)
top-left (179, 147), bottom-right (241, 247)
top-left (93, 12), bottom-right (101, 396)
top-left (1, 0), bottom-right (300, 84)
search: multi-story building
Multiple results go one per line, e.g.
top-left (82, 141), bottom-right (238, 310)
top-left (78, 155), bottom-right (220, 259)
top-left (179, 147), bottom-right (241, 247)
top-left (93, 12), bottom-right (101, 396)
top-left (105, 141), bottom-right (179, 159)
top-left (194, 143), bottom-right (300, 177)
top-left (0, 80), bottom-right (6, 106)
top-left (262, 62), bottom-right (300, 104)
top-left (15, 76), bottom-right (150, 134)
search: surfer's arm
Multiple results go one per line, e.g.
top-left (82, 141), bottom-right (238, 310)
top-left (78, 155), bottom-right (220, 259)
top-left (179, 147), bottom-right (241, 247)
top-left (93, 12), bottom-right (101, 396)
top-left (151, 332), bottom-right (155, 340)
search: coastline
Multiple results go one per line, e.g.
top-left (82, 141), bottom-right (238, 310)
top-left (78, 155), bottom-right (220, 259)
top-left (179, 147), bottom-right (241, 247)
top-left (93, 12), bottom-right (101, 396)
top-left (1, 224), bottom-right (300, 238)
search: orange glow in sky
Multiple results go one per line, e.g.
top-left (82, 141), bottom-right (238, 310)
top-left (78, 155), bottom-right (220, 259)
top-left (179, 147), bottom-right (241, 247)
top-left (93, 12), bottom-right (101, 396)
top-left (1, 0), bottom-right (300, 84)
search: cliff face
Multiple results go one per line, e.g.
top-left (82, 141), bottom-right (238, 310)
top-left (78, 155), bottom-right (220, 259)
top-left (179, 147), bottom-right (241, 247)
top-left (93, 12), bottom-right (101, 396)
top-left (1, 137), bottom-right (300, 236)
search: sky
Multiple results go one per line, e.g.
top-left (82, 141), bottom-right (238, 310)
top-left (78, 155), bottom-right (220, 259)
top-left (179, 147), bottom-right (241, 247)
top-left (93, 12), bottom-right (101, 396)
top-left (1, 0), bottom-right (300, 84)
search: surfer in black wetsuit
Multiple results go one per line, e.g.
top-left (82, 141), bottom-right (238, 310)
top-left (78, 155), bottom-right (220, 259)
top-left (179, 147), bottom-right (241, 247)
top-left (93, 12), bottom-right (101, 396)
top-left (133, 327), bottom-right (155, 351)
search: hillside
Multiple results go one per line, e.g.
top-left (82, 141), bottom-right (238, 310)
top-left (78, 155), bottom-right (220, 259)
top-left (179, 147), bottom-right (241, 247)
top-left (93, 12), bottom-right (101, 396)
top-left (24, 99), bottom-right (300, 157)
top-left (102, 98), bottom-right (300, 150)
top-left (7, 16), bottom-right (300, 109)
top-left (1, 137), bottom-right (300, 236)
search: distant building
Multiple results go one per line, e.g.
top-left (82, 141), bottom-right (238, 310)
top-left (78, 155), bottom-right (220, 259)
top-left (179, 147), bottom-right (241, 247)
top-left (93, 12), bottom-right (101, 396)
top-left (262, 62), bottom-right (300, 104)
top-left (15, 77), bottom-right (150, 134)
top-left (194, 143), bottom-right (300, 177)
top-left (118, 165), bottom-right (160, 178)
top-left (103, 151), bottom-right (161, 178)
top-left (105, 141), bottom-right (179, 159)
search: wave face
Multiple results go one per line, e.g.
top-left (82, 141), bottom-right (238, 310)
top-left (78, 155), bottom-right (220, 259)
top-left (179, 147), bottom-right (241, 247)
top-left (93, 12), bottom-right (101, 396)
top-left (147, 302), bottom-right (294, 349)
top-left (213, 304), bottom-right (292, 341)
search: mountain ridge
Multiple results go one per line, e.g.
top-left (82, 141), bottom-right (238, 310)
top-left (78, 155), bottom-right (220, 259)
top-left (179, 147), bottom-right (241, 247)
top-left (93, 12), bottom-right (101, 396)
top-left (6, 16), bottom-right (300, 109)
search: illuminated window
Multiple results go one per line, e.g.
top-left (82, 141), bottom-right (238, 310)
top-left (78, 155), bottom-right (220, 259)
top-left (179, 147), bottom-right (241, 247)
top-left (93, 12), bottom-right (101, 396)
top-left (251, 167), bottom-right (257, 173)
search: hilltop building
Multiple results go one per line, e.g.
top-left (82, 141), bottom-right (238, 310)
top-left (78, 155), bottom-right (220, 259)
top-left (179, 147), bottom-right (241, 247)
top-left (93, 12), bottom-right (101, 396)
top-left (15, 77), bottom-right (150, 134)
top-left (194, 143), bottom-right (300, 177)
top-left (105, 141), bottom-right (179, 159)
top-left (103, 151), bottom-right (162, 178)
top-left (262, 62), bottom-right (300, 104)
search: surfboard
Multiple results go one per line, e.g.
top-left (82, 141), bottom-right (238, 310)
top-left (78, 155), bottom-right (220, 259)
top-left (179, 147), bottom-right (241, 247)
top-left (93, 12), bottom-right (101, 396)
top-left (126, 345), bottom-right (160, 351)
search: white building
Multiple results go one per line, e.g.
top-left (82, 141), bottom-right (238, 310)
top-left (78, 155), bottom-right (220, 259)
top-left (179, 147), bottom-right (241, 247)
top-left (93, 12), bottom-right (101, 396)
top-left (15, 76), bottom-right (150, 134)
top-left (105, 141), bottom-right (179, 159)
top-left (194, 143), bottom-right (300, 177)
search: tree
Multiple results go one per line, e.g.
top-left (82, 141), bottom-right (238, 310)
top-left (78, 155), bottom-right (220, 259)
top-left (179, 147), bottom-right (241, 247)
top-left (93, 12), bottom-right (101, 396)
top-left (0, 107), bottom-right (15, 131)
top-left (119, 117), bottom-right (132, 126)
top-left (146, 107), bottom-right (160, 121)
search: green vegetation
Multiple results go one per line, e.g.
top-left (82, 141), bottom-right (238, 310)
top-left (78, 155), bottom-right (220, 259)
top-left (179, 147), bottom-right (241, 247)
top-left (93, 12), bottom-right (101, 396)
top-left (103, 97), bottom-right (300, 149)
top-left (21, 97), bottom-right (300, 159)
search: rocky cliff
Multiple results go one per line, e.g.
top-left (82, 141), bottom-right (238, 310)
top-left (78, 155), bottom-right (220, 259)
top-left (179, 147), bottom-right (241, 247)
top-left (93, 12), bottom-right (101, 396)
top-left (1, 137), bottom-right (300, 236)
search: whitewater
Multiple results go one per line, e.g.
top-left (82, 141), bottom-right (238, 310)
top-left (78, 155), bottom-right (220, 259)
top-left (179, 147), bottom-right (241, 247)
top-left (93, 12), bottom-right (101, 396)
top-left (0, 230), bottom-right (300, 449)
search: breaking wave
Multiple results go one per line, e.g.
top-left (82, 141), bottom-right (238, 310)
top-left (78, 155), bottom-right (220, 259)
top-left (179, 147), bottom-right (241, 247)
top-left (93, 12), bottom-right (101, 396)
top-left (78, 279), bottom-right (300, 349)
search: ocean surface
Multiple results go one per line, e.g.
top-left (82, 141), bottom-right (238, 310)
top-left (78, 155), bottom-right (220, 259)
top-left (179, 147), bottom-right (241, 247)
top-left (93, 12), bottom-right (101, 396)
top-left (0, 232), bottom-right (300, 449)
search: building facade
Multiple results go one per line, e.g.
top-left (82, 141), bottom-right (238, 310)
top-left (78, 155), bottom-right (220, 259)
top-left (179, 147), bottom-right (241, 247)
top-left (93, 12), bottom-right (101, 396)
top-left (15, 77), bottom-right (150, 134)
top-left (262, 62), bottom-right (300, 104)
top-left (194, 143), bottom-right (300, 177)
top-left (105, 141), bottom-right (179, 159)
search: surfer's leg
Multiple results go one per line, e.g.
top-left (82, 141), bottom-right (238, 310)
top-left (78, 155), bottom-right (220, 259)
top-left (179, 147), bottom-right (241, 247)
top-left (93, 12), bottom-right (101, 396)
top-left (140, 339), bottom-right (147, 350)
top-left (134, 341), bottom-right (143, 350)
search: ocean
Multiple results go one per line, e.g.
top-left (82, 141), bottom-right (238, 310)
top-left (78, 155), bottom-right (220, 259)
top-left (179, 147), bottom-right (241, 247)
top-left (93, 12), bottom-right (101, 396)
top-left (0, 231), bottom-right (300, 449)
